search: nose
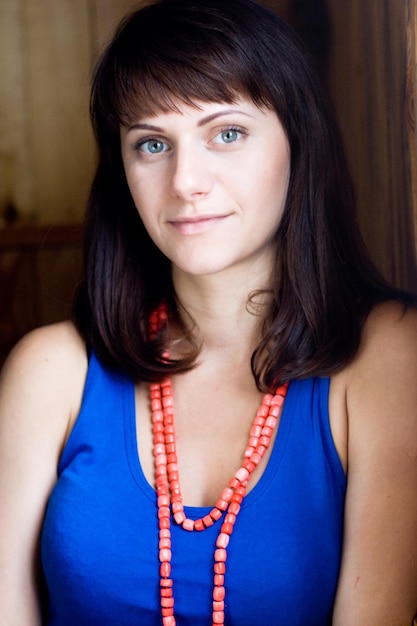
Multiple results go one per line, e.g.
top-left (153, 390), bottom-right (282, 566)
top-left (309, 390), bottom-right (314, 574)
top-left (171, 143), bottom-right (214, 200)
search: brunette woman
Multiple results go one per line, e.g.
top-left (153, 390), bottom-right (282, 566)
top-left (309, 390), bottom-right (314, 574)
top-left (0, 0), bottom-right (416, 624)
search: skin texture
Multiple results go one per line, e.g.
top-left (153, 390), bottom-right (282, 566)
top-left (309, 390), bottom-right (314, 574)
top-left (0, 98), bottom-right (416, 625)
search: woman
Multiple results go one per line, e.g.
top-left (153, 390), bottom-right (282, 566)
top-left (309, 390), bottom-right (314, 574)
top-left (0, 0), bottom-right (416, 624)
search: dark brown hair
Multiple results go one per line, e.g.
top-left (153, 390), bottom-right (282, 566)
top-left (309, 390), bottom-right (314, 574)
top-left (74, 0), bottom-right (413, 389)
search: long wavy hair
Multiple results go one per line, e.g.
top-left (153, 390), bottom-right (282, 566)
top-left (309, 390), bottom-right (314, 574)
top-left (74, 0), bottom-right (411, 389)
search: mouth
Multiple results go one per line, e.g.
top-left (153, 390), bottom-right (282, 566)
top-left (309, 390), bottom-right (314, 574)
top-left (168, 214), bottom-right (231, 235)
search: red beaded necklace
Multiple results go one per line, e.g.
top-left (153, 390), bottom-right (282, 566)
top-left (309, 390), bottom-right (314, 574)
top-left (149, 306), bottom-right (289, 626)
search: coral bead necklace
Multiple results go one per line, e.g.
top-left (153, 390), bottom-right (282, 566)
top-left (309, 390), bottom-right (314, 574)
top-left (149, 306), bottom-right (289, 626)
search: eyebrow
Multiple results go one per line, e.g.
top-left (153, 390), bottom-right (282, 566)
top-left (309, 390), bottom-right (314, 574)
top-left (127, 109), bottom-right (253, 132)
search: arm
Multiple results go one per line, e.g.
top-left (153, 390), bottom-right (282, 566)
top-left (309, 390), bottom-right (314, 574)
top-left (0, 322), bottom-right (87, 625)
top-left (333, 302), bottom-right (417, 625)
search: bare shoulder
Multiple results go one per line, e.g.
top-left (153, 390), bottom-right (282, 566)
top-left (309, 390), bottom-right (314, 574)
top-left (2, 319), bottom-right (87, 373)
top-left (358, 299), bottom-right (417, 364)
top-left (332, 300), bottom-right (417, 624)
top-left (0, 324), bottom-right (88, 622)
top-left (346, 299), bottom-right (417, 466)
top-left (0, 320), bottom-right (88, 438)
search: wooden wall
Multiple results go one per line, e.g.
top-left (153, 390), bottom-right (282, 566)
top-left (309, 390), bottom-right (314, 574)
top-left (326, 0), bottom-right (417, 291)
top-left (0, 0), bottom-right (144, 227)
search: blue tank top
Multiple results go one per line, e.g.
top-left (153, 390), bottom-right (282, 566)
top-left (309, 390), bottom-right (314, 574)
top-left (41, 352), bottom-right (346, 625)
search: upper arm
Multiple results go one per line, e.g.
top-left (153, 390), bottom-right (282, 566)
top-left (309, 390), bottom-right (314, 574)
top-left (0, 322), bottom-right (87, 625)
top-left (333, 303), bottom-right (417, 625)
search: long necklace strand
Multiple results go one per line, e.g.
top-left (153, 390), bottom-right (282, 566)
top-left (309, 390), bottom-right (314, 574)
top-left (149, 306), bottom-right (289, 626)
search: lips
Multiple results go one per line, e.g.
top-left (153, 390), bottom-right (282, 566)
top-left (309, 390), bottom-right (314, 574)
top-left (168, 214), bottom-right (231, 235)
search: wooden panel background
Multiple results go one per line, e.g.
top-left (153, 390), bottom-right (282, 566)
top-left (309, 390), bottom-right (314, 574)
top-left (326, 0), bottom-right (417, 290)
top-left (0, 0), bottom-right (144, 227)
top-left (407, 0), bottom-right (417, 258)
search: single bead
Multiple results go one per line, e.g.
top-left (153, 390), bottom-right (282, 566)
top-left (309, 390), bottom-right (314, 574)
top-left (174, 511), bottom-right (186, 525)
top-left (159, 538), bottom-right (171, 549)
top-left (214, 562), bottom-right (226, 574)
top-left (244, 446), bottom-right (254, 458)
top-left (229, 502), bottom-right (240, 515)
top-left (172, 501), bottom-right (182, 514)
top-left (235, 485), bottom-right (246, 498)
top-left (155, 454), bottom-right (168, 467)
top-left (228, 477), bottom-right (240, 489)
top-left (203, 514), bottom-right (214, 528)
top-left (156, 465), bottom-right (167, 478)
top-left (256, 406), bottom-right (269, 417)
top-left (269, 404), bottom-right (281, 417)
top-left (158, 506), bottom-right (171, 519)
top-left (213, 586), bottom-right (225, 601)
top-left (216, 533), bottom-right (230, 549)
top-left (161, 588), bottom-right (173, 597)
top-left (166, 442), bottom-right (176, 454)
top-left (182, 518), bottom-right (195, 531)
top-left (272, 392), bottom-right (286, 404)
top-left (159, 548), bottom-right (172, 562)
top-left (250, 451), bottom-right (262, 465)
top-left (151, 399), bottom-right (162, 411)
top-left (257, 445), bottom-right (267, 457)
top-left (221, 522), bottom-right (233, 535)
top-left (262, 393), bottom-right (274, 405)
top-left (261, 426), bottom-right (273, 438)
top-left (259, 436), bottom-right (270, 447)
top-left (213, 601), bottom-right (225, 611)
top-left (194, 519), bottom-right (205, 531)
top-left (153, 410), bottom-right (164, 421)
top-left (160, 528), bottom-right (171, 538)
top-left (214, 574), bottom-right (224, 586)
top-left (231, 492), bottom-right (243, 505)
top-left (215, 499), bottom-right (228, 512)
top-left (242, 459), bottom-right (255, 473)
top-left (161, 597), bottom-right (175, 608)
top-left (224, 513), bottom-right (236, 525)
top-left (214, 548), bottom-right (227, 562)
top-left (162, 396), bottom-right (174, 407)
top-left (212, 611), bottom-right (224, 624)
top-left (156, 476), bottom-right (168, 489)
top-left (235, 467), bottom-right (250, 483)
top-left (160, 578), bottom-right (173, 587)
top-left (210, 509), bottom-right (223, 522)
top-left (158, 495), bottom-right (170, 507)
top-left (162, 614), bottom-right (176, 625)
top-left (160, 562), bottom-right (171, 577)
top-left (250, 424), bottom-right (262, 438)
top-left (221, 487), bottom-right (233, 502)
top-left (159, 517), bottom-right (170, 530)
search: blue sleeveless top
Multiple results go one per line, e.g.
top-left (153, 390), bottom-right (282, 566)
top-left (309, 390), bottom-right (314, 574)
top-left (41, 353), bottom-right (346, 625)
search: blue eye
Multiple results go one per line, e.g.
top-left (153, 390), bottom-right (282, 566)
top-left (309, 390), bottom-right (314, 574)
top-left (213, 127), bottom-right (246, 145)
top-left (136, 139), bottom-right (168, 154)
top-left (221, 129), bottom-right (239, 143)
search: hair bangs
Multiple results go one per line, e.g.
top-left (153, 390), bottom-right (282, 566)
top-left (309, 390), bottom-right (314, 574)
top-left (94, 1), bottom-right (274, 135)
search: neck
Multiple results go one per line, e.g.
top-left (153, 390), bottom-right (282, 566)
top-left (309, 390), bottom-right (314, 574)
top-left (171, 265), bottom-right (272, 354)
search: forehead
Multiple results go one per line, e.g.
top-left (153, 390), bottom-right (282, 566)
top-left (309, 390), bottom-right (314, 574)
top-left (122, 96), bottom-right (273, 126)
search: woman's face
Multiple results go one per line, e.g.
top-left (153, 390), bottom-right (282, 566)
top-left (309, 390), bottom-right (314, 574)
top-left (120, 97), bottom-right (290, 281)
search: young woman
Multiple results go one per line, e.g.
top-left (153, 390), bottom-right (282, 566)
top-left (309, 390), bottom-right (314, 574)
top-left (1, 0), bottom-right (416, 624)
